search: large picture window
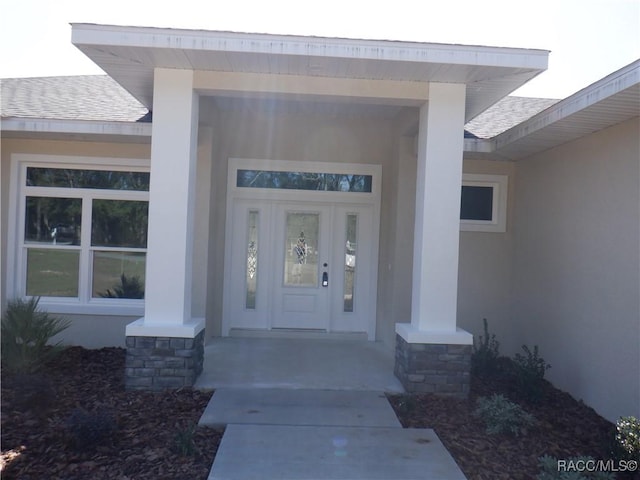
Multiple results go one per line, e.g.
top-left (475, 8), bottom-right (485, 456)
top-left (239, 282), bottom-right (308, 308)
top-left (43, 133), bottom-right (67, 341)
top-left (13, 160), bottom-right (150, 312)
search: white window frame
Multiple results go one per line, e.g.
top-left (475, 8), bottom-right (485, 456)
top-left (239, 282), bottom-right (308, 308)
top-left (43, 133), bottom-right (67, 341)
top-left (460, 173), bottom-right (508, 233)
top-left (7, 154), bottom-right (150, 315)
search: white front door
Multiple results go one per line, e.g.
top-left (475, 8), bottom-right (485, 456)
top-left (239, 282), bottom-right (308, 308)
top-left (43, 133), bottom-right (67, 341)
top-left (224, 200), bottom-right (377, 337)
top-left (271, 204), bottom-right (332, 330)
top-left (222, 159), bottom-right (380, 339)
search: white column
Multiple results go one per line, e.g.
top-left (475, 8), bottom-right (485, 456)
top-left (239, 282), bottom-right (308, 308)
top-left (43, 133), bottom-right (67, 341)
top-left (396, 83), bottom-right (472, 345)
top-left (126, 68), bottom-right (204, 338)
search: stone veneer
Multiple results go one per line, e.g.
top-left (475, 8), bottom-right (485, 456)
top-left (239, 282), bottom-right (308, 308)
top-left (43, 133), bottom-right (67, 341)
top-left (125, 330), bottom-right (205, 391)
top-left (394, 334), bottom-right (471, 398)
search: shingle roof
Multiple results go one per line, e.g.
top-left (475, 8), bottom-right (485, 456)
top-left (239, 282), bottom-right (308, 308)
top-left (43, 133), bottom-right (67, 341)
top-left (1, 75), bottom-right (557, 137)
top-left (465, 96), bottom-right (559, 139)
top-left (1, 75), bottom-right (149, 122)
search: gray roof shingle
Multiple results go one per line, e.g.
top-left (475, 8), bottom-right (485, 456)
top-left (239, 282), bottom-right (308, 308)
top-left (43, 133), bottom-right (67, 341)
top-left (1, 75), bottom-right (149, 122)
top-left (465, 96), bottom-right (559, 139)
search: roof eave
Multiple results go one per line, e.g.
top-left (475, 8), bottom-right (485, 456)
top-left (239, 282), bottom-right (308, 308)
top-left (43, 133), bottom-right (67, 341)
top-left (493, 59), bottom-right (640, 160)
top-left (1, 117), bottom-right (152, 143)
top-left (71, 23), bottom-right (549, 122)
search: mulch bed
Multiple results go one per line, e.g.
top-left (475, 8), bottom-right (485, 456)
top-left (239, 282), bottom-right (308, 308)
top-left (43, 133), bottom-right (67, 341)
top-left (1, 347), bottom-right (634, 479)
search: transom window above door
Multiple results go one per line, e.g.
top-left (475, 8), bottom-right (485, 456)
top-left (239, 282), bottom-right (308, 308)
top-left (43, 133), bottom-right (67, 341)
top-left (236, 169), bottom-right (373, 193)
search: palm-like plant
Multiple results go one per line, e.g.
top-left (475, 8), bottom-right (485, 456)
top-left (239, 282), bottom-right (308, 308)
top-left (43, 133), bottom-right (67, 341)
top-left (1, 297), bottom-right (71, 373)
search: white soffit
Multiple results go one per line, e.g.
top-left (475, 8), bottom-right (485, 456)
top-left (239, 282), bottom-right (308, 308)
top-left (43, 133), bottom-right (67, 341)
top-left (71, 23), bottom-right (548, 122)
top-left (493, 59), bottom-right (640, 160)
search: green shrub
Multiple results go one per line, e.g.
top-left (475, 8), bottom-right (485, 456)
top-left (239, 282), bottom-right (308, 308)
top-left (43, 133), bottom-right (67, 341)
top-left (1, 297), bottom-right (71, 373)
top-left (173, 423), bottom-right (198, 456)
top-left (513, 344), bottom-right (551, 402)
top-left (614, 416), bottom-right (640, 462)
top-left (471, 318), bottom-right (500, 375)
top-left (536, 455), bottom-right (615, 480)
top-left (473, 394), bottom-right (536, 437)
top-left (65, 408), bottom-right (117, 451)
top-left (100, 273), bottom-right (144, 299)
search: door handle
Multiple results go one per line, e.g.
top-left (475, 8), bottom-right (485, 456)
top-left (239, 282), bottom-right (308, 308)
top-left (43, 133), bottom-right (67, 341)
top-left (322, 271), bottom-right (329, 287)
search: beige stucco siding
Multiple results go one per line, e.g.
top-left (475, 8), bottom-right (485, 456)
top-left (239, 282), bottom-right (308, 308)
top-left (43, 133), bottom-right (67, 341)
top-left (511, 117), bottom-right (640, 422)
top-left (458, 159), bottom-right (516, 352)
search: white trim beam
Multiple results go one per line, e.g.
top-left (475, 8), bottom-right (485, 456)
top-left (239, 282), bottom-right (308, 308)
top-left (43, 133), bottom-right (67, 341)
top-left (195, 71), bottom-right (429, 105)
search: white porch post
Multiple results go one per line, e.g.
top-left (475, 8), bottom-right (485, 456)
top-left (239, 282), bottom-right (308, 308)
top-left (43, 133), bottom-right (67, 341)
top-left (396, 82), bottom-right (472, 345)
top-left (126, 68), bottom-right (204, 338)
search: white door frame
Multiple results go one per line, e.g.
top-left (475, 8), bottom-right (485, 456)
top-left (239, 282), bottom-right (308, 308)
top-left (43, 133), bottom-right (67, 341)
top-left (222, 158), bottom-right (381, 340)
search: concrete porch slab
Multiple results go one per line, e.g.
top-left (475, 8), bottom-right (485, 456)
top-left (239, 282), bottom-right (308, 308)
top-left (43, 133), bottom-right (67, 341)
top-left (194, 337), bottom-right (404, 392)
top-left (208, 424), bottom-right (467, 480)
top-left (198, 388), bottom-right (402, 428)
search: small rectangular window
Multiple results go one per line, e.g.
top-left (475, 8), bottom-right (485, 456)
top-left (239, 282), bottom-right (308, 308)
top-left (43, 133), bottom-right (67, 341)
top-left (460, 174), bottom-right (508, 233)
top-left (26, 167), bottom-right (150, 191)
top-left (461, 186), bottom-right (493, 221)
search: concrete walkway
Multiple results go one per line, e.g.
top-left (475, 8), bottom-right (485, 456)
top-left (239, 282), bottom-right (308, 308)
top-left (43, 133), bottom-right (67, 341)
top-left (197, 338), bottom-right (467, 479)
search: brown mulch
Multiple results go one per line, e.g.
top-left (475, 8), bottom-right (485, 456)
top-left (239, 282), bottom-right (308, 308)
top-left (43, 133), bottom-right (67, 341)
top-left (1, 347), bottom-right (222, 479)
top-left (1, 348), bottom-right (634, 479)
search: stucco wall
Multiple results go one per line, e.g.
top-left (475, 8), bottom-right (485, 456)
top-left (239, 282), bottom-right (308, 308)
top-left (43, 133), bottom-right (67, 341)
top-left (511, 117), bottom-right (640, 422)
top-left (205, 105), bottom-right (397, 340)
top-left (458, 159), bottom-right (517, 353)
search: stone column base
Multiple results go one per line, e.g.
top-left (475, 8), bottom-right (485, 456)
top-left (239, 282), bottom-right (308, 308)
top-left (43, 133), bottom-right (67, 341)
top-left (125, 330), bottom-right (205, 391)
top-left (394, 334), bottom-right (471, 398)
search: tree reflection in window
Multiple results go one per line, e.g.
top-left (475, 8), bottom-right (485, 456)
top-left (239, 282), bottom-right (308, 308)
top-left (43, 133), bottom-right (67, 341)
top-left (237, 170), bottom-right (372, 193)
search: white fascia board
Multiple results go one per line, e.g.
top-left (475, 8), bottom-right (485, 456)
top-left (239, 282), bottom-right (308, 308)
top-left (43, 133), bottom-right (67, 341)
top-left (494, 60), bottom-right (640, 150)
top-left (71, 23), bottom-right (548, 70)
top-left (463, 138), bottom-right (494, 154)
top-left (1, 117), bottom-right (152, 137)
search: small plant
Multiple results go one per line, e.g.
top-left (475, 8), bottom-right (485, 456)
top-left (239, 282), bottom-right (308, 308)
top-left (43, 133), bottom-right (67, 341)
top-left (513, 344), bottom-right (551, 402)
top-left (65, 408), bottom-right (117, 451)
top-left (473, 394), bottom-right (536, 437)
top-left (11, 373), bottom-right (55, 414)
top-left (1, 297), bottom-right (71, 373)
top-left (536, 454), bottom-right (614, 480)
top-left (100, 273), bottom-right (144, 299)
top-left (173, 423), bottom-right (198, 456)
top-left (471, 318), bottom-right (500, 375)
top-left (613, 416), bottom-right (640, 462)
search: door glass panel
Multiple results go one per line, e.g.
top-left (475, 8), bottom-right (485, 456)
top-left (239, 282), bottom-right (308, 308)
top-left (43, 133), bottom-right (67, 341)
top-left (284, 212), bottom-right (319, 287)
top-left (344, 214), bottom-right (357, 312)
top-left (246, 210), bottom-right (258, 309)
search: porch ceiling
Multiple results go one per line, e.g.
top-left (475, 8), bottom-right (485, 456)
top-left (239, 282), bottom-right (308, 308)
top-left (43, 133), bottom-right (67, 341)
top-left (71, 23), bottom-right (548, 122)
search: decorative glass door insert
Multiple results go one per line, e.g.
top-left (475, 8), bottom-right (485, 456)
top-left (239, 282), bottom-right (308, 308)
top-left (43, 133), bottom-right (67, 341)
top-left (284, 212), bottom-right (319, 287)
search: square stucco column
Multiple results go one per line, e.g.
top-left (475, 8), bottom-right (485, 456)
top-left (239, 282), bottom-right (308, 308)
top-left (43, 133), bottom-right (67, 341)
top-left (395, 83), bottom-right (473, 397)
top-left (125, 68), bottom-right (205, 390)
